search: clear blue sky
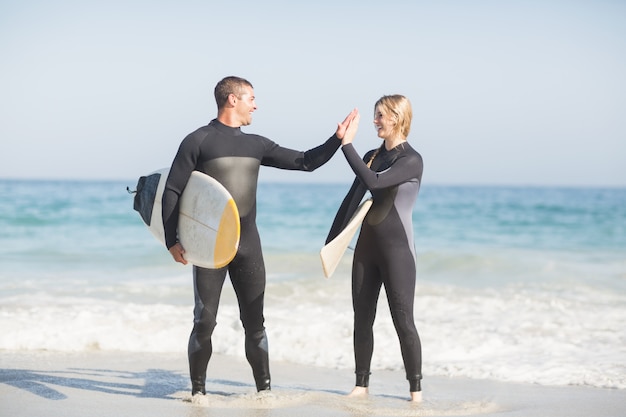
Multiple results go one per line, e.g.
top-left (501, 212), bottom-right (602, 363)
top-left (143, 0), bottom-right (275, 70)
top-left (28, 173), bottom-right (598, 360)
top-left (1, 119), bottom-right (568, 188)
top-left (1, 0), bottom-right (624, 186)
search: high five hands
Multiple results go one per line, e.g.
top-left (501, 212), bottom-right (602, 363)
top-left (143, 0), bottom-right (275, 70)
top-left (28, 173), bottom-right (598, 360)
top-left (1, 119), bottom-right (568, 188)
top-left (336, 108), bottom-right (360, 145)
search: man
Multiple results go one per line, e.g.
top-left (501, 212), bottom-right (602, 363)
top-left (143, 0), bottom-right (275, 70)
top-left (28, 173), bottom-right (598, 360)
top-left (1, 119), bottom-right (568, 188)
top-left (162, 76), bottom-right (355, 396)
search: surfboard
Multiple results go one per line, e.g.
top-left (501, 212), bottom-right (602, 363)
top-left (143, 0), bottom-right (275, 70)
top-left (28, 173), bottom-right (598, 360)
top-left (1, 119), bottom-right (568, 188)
top-left (320, 198), bottom-right (373, 278)
top-left (135, 168), bottom-right (240, 269)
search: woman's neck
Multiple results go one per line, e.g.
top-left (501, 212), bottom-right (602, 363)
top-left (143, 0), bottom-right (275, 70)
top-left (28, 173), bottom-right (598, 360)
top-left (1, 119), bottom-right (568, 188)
top-left (383, 136), bottom-right (406, 150)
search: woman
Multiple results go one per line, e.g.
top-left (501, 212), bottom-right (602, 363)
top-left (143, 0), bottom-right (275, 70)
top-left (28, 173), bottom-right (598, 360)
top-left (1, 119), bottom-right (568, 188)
top-left (326, 95), bottom-right (424, 402)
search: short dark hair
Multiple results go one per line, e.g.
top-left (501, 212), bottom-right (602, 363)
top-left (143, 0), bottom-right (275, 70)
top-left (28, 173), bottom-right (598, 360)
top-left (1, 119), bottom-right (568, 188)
top-left (214, 76), bottom-right (253, 108)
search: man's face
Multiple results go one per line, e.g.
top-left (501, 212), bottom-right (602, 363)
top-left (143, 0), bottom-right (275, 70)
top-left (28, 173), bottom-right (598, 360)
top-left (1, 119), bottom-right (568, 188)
top-left (234, 85), bottom-right (257, 126)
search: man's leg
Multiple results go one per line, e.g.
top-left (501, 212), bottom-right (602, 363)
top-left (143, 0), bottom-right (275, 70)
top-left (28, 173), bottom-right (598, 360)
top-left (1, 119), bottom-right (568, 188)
top-left (229, 241), bottom-right (271, 391)
top-left (188, 265), bottom-right (227, 395)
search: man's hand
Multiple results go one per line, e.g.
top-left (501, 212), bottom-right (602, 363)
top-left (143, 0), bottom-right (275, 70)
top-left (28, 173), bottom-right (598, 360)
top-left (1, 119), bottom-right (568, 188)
top-left (168, 242), bottom-right (188, 265)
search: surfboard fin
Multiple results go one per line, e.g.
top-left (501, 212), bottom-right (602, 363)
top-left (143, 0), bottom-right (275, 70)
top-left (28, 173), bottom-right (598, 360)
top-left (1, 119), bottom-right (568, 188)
top-left (130, 173), bottom-right (161, 226)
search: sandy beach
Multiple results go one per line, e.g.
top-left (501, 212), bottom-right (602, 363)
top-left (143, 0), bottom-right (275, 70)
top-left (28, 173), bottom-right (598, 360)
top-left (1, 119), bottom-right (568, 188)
top-left (1, 350), bottom-right (623, 417)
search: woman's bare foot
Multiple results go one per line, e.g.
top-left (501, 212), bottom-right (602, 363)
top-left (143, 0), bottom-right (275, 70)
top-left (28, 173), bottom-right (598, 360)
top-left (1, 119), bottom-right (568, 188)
top-left (347, 386), bottom-right (369, 398)
top-left (410, 391), bottom-right (423, 402)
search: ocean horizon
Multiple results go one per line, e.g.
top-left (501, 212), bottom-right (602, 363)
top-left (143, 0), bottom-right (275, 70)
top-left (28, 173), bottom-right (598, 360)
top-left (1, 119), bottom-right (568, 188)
top-left (1, 178), bottom-right (624, 390)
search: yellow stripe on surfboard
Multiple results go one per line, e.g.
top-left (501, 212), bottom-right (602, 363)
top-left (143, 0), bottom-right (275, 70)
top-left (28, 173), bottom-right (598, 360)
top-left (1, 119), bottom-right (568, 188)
top-left (214, 198), bottom-right (240, 268)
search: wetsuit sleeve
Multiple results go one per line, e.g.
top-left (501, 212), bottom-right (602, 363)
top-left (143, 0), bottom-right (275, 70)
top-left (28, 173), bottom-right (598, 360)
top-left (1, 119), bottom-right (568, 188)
top-left (342, 144), bottom-right (422, 190)
top-left (162, 133), bottom-right (203, 249)
top-left (261, 134), bottom-right (341, 171)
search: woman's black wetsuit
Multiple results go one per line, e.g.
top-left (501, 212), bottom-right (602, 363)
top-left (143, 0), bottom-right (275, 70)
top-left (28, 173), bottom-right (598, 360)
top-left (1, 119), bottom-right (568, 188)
top-left (326, 142), bottom-right (424, 391)
top-left (163, 119), bottom-right (341, 394)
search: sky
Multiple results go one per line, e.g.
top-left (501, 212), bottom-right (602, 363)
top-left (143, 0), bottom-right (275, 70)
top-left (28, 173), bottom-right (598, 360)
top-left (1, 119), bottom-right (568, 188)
top-left (1, 0), bottom-right (625, 187)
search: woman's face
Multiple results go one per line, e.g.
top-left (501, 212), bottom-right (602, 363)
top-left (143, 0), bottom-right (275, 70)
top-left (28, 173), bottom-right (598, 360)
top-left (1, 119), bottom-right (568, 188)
top-left (373, 105), bottom-right (395, 139)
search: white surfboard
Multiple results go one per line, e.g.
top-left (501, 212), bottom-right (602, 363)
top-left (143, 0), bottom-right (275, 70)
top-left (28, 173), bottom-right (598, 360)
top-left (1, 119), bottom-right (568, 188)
top-left (145, 168), bottom-right (240, 269)
top-left (320, 198), bottom-right (373, 278)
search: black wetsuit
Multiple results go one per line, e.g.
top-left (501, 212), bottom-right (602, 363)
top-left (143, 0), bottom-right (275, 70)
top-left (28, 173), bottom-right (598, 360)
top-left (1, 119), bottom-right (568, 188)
top-left (163, 119), bottom-right (341, 394)
top-left (326, 142), bottom-right (424, 391)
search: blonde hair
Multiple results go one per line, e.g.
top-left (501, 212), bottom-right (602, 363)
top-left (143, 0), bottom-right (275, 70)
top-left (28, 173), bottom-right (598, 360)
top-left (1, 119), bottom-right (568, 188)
top-left (375, 95), bottom-right (412, 139)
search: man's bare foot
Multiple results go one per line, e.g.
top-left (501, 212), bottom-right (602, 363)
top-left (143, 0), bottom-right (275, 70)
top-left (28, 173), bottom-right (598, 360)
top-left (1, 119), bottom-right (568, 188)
top-left (347, 386), bottom-right (368, 398)
top-left (410, 391), bottom-right (423, 402)
top-left (190, 392), bottom-right (209, 405)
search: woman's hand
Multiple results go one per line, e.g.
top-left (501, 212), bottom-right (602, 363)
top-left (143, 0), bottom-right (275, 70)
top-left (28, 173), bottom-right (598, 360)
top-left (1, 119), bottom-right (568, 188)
top-left (336, 108), bottom-right (358, 140)
top-left (341, 110), bottom-right (360, 146)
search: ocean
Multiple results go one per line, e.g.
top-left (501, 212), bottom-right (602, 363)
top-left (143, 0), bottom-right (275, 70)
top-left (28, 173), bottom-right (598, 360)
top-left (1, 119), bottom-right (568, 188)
top-left (1, 178), bottom-right (624, 390)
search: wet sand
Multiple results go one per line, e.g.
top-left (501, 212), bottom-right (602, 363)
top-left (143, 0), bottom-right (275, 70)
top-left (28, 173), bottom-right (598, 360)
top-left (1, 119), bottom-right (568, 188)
top-left (1, 350), bottom-right (624, 417)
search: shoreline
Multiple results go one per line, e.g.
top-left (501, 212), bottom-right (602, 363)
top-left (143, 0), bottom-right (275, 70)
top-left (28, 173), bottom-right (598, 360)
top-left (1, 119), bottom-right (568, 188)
top-left (1, 350), bottom-right (624, 417)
